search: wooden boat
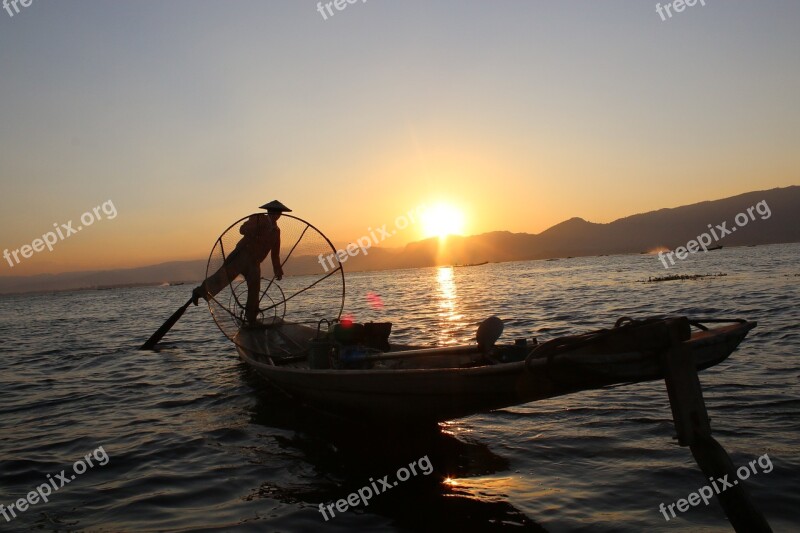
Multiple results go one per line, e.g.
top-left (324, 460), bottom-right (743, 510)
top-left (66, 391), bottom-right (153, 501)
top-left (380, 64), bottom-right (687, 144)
top-left (233, 317), bottom-right (755, 425)
top-left (140, 210), bottom-right (770, 531)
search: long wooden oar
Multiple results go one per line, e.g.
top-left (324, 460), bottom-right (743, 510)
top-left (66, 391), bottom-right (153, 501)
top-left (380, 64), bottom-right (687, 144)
top-left (140, 297), bottom-right (194, 350)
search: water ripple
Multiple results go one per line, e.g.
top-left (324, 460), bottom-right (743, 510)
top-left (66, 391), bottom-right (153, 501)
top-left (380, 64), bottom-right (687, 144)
top-left (0, 243), bottom-right (798, 531)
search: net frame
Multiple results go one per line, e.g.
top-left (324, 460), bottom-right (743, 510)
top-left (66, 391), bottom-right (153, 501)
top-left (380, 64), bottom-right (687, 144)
top-left (203, 213), bottom-right (345, 347)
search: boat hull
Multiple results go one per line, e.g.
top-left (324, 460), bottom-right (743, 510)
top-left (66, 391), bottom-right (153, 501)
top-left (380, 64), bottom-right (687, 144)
top-left (234, 320), bottom-right (755, 424)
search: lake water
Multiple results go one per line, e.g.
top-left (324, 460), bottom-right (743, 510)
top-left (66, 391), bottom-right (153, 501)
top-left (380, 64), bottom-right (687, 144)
top-left (1, 243), bottom-right (798, 532)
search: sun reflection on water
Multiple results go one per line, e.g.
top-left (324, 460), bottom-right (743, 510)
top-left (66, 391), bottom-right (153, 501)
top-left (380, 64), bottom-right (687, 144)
top-left (435, 266), bottom-right (464, 345)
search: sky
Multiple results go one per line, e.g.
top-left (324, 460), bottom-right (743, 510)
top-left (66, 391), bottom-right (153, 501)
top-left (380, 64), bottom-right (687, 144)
top-left (1, 1), bottom-right (798, 276)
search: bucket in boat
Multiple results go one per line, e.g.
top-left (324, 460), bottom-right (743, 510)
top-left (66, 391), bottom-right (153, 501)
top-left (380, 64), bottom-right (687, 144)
top-left (309, 319), bottom-right (333, 369)
top-left (309, 338), bottom-right (333, 369)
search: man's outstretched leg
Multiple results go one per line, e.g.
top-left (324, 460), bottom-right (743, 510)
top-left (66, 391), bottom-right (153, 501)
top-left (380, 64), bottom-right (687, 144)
top-left (192, 249), bottom-right (246, 305)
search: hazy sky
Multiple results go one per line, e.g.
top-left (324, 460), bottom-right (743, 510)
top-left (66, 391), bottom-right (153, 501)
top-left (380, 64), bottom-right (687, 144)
top-left (1, 1), bottom-right (798, 275)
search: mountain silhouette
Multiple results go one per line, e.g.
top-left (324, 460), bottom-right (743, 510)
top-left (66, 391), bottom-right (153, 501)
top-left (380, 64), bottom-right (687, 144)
top-left (1, 186), bottom-right (797, 294)
top-left (342, 185), bottom-right (799, 270)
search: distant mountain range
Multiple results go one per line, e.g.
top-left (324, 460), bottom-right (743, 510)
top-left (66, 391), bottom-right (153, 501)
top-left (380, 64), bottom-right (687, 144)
top-left (1, 186), bottom-right (798, 295)
top-left (343, 185), bottom-right (799, 271)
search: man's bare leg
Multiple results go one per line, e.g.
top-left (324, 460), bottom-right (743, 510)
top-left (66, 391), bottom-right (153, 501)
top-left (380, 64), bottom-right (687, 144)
top-left (192, 249), bottom-right (246, 305)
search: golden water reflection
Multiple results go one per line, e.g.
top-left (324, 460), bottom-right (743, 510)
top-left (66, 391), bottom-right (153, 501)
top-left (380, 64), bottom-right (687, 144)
top-left (436, 266), bottom-right (464, 345)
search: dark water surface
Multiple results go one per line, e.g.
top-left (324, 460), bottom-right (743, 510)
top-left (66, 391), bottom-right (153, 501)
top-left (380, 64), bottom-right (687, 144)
top-left (1, 244), bottom-right (798, 532)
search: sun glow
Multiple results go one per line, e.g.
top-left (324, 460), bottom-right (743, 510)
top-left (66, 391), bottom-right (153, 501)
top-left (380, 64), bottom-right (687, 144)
top-left (420, 203), bottom-right (466, 239)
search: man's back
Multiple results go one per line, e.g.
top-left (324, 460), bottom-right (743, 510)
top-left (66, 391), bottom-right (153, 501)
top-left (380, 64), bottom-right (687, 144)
top-left (237, 214), bottom-right (275, 262)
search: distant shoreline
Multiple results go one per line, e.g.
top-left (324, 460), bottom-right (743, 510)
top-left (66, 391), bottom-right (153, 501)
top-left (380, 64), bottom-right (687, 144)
top-left (4, 185), bottom-right (799, 296)
top-left (2, 241), bottom-right (796, 298)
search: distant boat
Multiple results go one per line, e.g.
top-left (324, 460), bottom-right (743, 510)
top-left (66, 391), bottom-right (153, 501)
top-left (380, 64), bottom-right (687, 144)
top-left (649, 245), bottom-right (722, 254)
top-left (453, 261), bottom-right (488, 268)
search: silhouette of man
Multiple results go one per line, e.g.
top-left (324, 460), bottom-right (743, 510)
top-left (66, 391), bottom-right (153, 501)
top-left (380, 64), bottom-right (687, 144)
top-left (192, 200), bottom-right (291, 325)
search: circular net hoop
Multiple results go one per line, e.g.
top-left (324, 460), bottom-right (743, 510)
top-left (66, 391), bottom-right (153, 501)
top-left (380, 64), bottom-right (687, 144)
top-left (204, 214), bottom-right (344, 344)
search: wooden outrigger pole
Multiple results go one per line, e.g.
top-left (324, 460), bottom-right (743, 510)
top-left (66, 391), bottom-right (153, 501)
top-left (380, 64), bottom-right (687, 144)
top-left (658, 319), bottom-right (771, 532)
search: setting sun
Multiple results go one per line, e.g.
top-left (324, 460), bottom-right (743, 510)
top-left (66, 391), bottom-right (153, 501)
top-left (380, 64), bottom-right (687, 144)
top-left (421, 203), bottom-right (466, 238)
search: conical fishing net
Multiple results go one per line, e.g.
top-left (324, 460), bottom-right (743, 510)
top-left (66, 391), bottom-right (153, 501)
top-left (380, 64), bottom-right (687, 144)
top-left (204, 214), bottom-right (344, 345)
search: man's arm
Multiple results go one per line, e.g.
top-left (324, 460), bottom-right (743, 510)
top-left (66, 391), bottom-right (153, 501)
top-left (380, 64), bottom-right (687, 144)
top-left (271, 227), bottom-right (283, 280)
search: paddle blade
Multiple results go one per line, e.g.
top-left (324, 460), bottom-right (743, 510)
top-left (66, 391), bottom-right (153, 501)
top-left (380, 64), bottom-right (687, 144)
top-left (140, 298), bottom-right (193, 350)
top-left (476, 316), bottom-right (504, 350)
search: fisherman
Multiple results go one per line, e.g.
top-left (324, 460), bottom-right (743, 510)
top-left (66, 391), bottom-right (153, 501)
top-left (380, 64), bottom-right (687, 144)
top-left (192, 200), bottom-right (291, 325)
